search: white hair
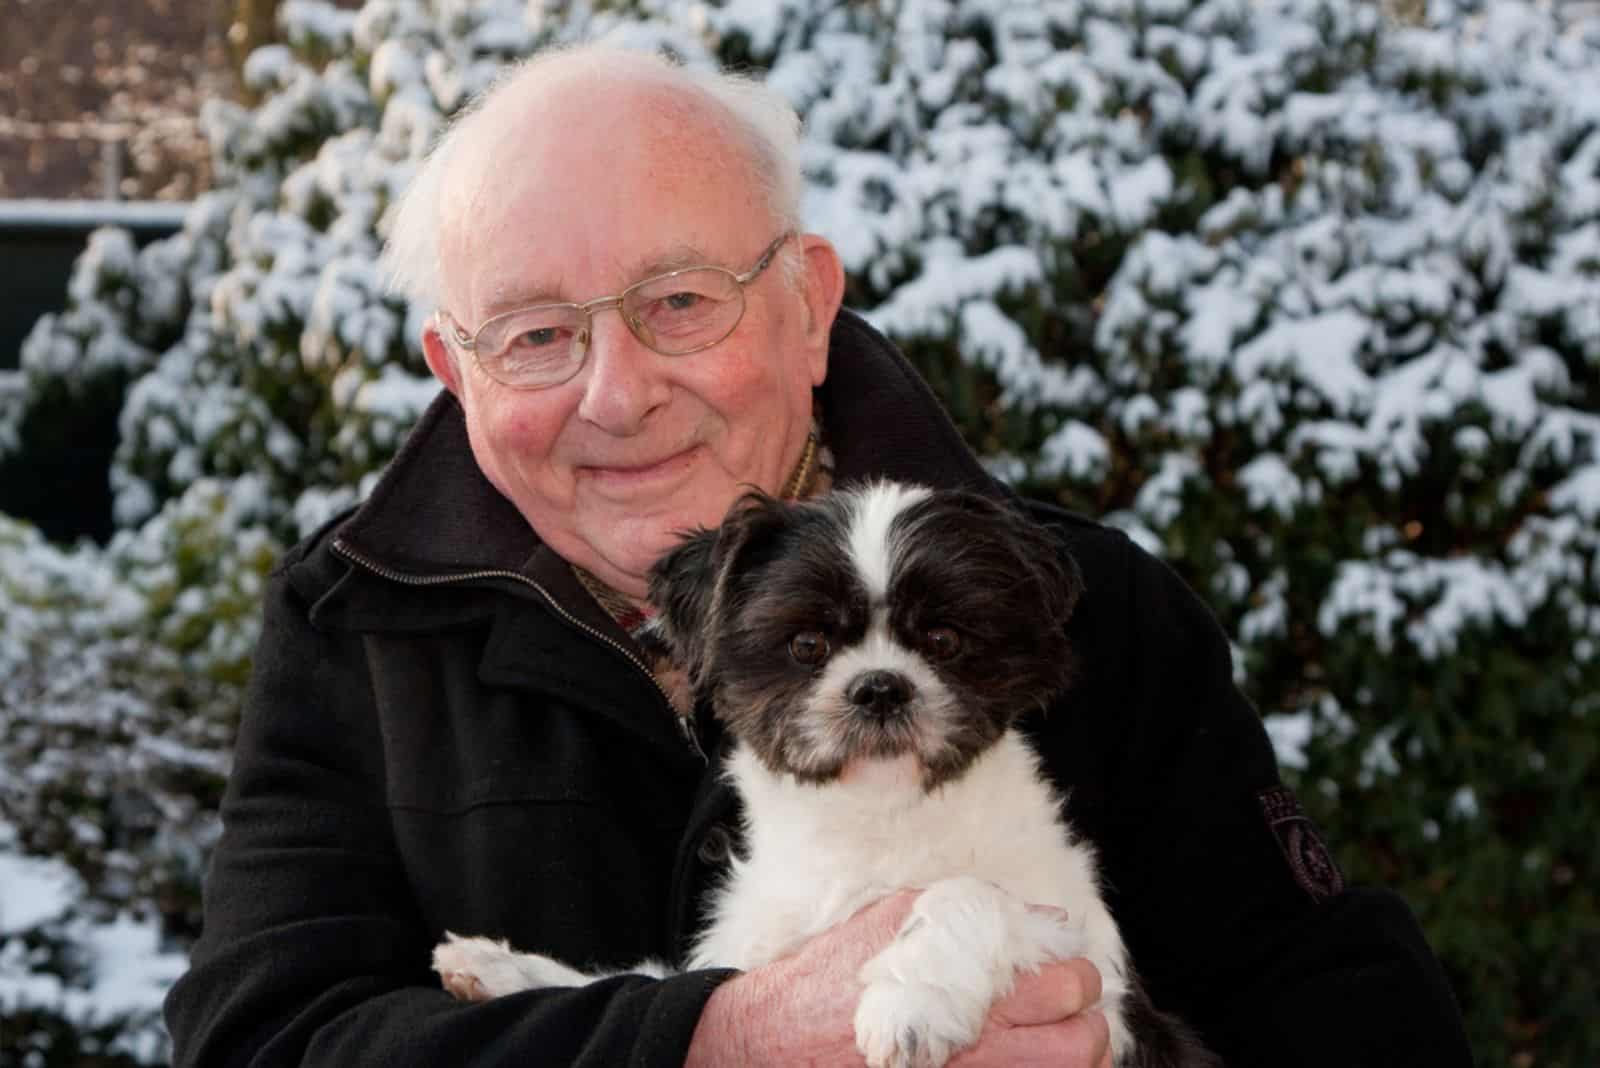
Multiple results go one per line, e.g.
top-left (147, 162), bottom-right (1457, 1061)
top-left (381, 43), bottom-right (805, 312)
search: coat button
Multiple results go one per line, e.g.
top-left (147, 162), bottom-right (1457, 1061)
top-left (697, 824), bottom-right (733, 865)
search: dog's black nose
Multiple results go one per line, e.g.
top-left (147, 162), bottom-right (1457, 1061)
top-left (847, 670), bottom-right (913, 718)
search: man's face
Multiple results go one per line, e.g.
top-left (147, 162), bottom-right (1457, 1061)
top-left (424, 81), bottom-right (841, 600)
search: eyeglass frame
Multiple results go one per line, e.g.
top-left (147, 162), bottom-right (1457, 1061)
top-left (436, 230), bottom-right (796, 391)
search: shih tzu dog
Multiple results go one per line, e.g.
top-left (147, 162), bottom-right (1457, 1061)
top-left (434, 481), bottom-right (1217, 1068)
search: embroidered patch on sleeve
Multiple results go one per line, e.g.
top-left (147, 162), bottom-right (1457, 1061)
top-left (1259, 785), bottom-right (1346, 903)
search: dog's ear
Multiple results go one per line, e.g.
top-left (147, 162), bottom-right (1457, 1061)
top-left (1004, 506), bottom-right (1083, 630)
top-left (941, 490), bottom-right (1084, 629)
top-left (998, 498), bottom-right (1088, 626)
top-left (649, 525), bottom-right (719, 677)
top-left (649, 490), bottom-right (791, 682)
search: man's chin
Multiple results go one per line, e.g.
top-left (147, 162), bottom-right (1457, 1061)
top-left (564, 481), bottom-right (754, 594)
top-left (570, 521), bottom-right (699, 599)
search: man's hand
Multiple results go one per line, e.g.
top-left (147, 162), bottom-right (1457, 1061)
top-left (684, 889), bottom-right (1112, 1068)
top-left (951, 963), bottom-right (1112, 1068)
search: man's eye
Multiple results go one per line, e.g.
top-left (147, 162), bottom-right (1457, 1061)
top-left (662, 292), bottom-right (702, 311)
top-left (513, 326), bottom-right (566, 349)
top-left (788, 631), bottom-right (830, 666)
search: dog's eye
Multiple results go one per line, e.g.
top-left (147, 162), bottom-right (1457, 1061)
top-left (923, 626), bottom-right (962, 660)
top-left (788, 631), bottom-right (830, 666)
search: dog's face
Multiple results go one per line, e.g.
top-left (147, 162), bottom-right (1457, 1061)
top-left (649, 482), bottom-right (1082, 791)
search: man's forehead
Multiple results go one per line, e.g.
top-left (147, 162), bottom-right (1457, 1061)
top-left (440, 77), bottom-right (767, 318)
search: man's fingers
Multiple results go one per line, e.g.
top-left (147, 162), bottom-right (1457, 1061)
top-left (988, 958), bottom-right (1104, 1027)
top-left (847, 888), bottom-right (923, 940)
top-left (949, 1006), bottom-right (1112, 1067)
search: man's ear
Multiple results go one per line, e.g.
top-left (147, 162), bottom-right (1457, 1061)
top-left (421, 318), bottom-right (463, 397)
top-left (797, 234), bottom-right (845, 387)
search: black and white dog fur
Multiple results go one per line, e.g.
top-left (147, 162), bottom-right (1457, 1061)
top-left (435, 481), bottom-right (1217, 1068)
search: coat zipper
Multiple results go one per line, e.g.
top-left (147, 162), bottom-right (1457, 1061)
top-left (330, 538), bottom-right (707, 763)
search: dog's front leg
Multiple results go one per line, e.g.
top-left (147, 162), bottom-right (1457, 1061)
top-left (853, 876), bottom-right (1084, 1068)
top-left (432, 932), bottom-right (670, 1000)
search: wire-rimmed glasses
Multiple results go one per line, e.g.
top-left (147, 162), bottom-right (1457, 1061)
top-left (439, 231), bottom-right (794, 390)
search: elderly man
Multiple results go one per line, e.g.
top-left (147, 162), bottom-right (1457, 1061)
top-left (164, 45), bottom-right (1470, 1067)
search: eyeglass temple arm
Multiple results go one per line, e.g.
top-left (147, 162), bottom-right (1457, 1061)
top-left (436, 311), bottom-right (477, 351)
top-left (736, 231), bottom-right (796, 284)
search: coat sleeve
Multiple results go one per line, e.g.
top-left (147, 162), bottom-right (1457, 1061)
top-left (1038, 519), bottom-right (1472, 1067)
top-left (162, 556), bottom-right (735, 1068)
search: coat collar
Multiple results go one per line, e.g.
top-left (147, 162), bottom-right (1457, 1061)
top-left (330, 309), bottom-right (999, 583)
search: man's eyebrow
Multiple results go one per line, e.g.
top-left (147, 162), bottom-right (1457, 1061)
top-left (479, 243), bottom-right (713, 319)
top-left (481, 288), bottom-right (559, 318)
top-left (621, 243), bottom-right (711, 280)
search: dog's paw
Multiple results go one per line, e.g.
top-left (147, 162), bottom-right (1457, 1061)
top-left (432, 932), bottom-right (597, 1000)
top-left (433, 933), bottom-right (539, 1000)
top-left (853, 877), bottom-right (1088, 1067)
top-left (854, 980), bottom-right (970, 1068)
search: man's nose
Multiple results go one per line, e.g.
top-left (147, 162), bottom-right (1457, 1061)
top-left (575, 312), bottom-right (670, 435)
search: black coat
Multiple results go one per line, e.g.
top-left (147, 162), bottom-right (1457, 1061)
top-left (164, 312), bottom-right (1472, 1066)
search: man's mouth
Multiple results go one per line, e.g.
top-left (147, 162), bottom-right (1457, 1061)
top-left (581, 445), bottom-right (699, 488)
